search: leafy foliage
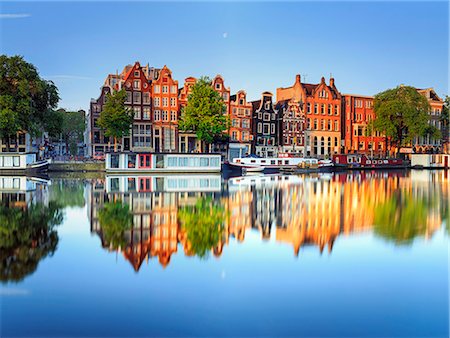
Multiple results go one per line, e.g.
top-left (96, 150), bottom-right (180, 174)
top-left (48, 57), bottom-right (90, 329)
top-left (179, 76), bottom-right (229, 145)
top-left (98, 201), bottom-right (133, 250)
top-left (98, 89), bottom-right (133, 151)
top-left (47, 109), bottom-right (85, 155)
top-left (178, 197), bottom-right (225, 258)
top-left (373, 86), bottom-right (438, 153)
top-left (0, 201), bottom-right (63, 283)
top-left (0, 55), bottom-right (59, 143)
top-left (441, 96), bottom-right (449, 144)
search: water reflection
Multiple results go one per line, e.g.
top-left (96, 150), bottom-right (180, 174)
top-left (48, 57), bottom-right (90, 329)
top-left (87, 171), bottom-right (449, 271)
top-left (0, 176), bottom-right (63, 283)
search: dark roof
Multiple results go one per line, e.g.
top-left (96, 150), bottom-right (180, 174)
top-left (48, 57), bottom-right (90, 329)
top-left (275, 99), bottom-right (289, 110)
top-left (230, 94), bottom-right (237, 102)
top-left (303, 83), bottom-right (319, 96)
top-left (251, 100), bottom-right (261, 111)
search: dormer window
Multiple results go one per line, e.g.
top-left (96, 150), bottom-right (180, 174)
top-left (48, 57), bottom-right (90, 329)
top-left (239, 99), bottom-right (244, 105)
top-left (216, 83), bottom-right (221, 90)
top-left (134, 71), bottom-right (140, 77)
top-left (133, 80), bottom-right (140, 89)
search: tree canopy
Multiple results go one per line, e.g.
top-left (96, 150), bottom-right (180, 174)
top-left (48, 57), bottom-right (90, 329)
top-left (179, 76), bottom-right (229, 147)
top-left (46, 109), bottom-right (85, 155)
top-left (97, 89), bottom-right (133, 152)
top-left (373, 86), bottom-right (438, 154)
top-left (0, 55), bottom-right (59, 147)
top-left (441, 96), bottom-right (449, 146)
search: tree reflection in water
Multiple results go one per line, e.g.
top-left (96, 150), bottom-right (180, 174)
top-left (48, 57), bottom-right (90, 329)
top-left (178, 197), bottom-right (226, 259)
top-left (374, 193), bottom-right (434, 245)
top-left (0, 202), bottom-right (63, 283)
top-left (98, 200), bottom-right (133, 250)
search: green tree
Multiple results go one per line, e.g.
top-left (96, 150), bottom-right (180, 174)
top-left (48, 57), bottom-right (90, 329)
top-left (98, 200), bottom-right (133, 250)
top-left (47, 109), bottom-right (85, 156)
top-left (373, 86), bottom-right (438, 157)
top-left (0, 201), bottom-right (63, 283)
top-left (178, 197), bottom-right (226, 258)
top-left (179, 76), bottom-right (229, 152)
top-left (0, 55), bottom-right (59, 149)
top-left (97, 89), bottom-right (133, 152)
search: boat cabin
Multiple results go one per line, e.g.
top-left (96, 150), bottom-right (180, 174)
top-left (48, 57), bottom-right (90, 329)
top-left (0, 153), bottom-right (38, 170)
top-left (232, 156), bottom-right (318, 168)
top-left (105, 152), bottom-right (222, 173)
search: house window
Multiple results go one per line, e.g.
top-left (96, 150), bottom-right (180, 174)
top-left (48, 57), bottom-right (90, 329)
top-left (133, 92), bottom-right (141, 104)
top-left (239, 99), bottom-right (244, 105)
top-left (134, 107), bottom-right (141, 119)
top-left (242, 119), bottom-right (250, 129)
top-left (265, 102), bottom-right (270, 110)
top-left (257, 123), bottom-right (262, 133)
top-left (307, 103), bottom-right (311, 113)
top-left (314, 119), bottom-right (317, 130)
top-left (223, 93), bottom-right (228, 101)
top-left (143, 92), bottom-right (150, 104)
top-left (126, 91), bottom-right (132, 104)
top-left (171, 111), bottom-right (177, 121)
top-left (162, 97), bottom-right (168, 107)
top-left (263, 124), bottom-right (270, 135)
top-left (334, 121), bottom-right (338, 131)
top-left (143, 107), bottom-right (151, 120)
top-left (133, 125), bottom-right (152, 148)
top-left (162, 85), bottom-right (168, 93)
top-left (215, 83), bottom-right (221, 90)
top-left (232, 119), bottom-right (240, 127)
top-left (170, 85), bottom-right (177, 93)
top-left (231, 131), bottom-right (238, 141)
top-left (170, 97), bottom-right (176, 107)
top-left (134, 71), bottom-right (140, 77)
top-left (321, 104), bottom-right (325, 115)
top-left (328, 104), bottom-right (332, 115)
top-left (154, 97), bottom-right (160, 107)
top-left (328, 120), bottom-right (332, 130)
top-left (258, 112), bottom-right (262, 119)
top-left (314, 104), bottom-right (318, 114)
top-left (154, 85), bottom-right (160, 93)
top-left (271, 124), bottom-right (275, 134)
top-left (334, 105), bottom-right (339, 115)
top-left (321, 120), bottom-right (325, 130)
top-left (133, 80), bottom-right (140, 89)
top-left (154, 110), bottom-right (160, 121)
top-left (263, 113), bottom-right (270, 121)
top-left (162, 110), bottom-right (168, 121)
top-left (242, 131), bottom-right (249, 141)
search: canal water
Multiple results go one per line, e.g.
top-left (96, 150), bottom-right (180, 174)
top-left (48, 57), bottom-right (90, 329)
top-left (1, 171), bottom-right (448, 337)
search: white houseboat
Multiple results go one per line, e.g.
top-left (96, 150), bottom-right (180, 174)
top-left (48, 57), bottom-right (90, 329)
top-left (0, 153), bottom-right (51, 173)
top-left (106, 174), bottom-right (222, 193)
top-left (230, 155), bottom-right (319, 172)
top-left (105, 152), bottom-right (222, 173)
top-left (411, 153), bottom-right (450, 169)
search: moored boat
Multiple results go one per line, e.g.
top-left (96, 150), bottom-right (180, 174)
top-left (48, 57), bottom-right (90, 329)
top-left (411, 153), bottom-right (450, 169)
top-left (105, 152), bottom-right (222, 173)
top-left (333, 154), bottom-right (408, 170)
top-left (230, 155), bottom-right (319, 173)
top-left (0, 152), bottom-right (51, 173)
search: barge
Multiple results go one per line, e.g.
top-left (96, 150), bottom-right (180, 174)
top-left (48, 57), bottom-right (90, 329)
top-left (0, 152), bottom-right (51, 173)
top-left (105, 152), bottom-right (222, 173)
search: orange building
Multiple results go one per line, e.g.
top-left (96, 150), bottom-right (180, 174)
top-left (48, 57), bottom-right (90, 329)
top-left (151, 66), bottom-right (179, 152)
top-left (342, 94), bottom-right (386, 156)
top-left (277, 75), bottom-right (342, 158)
top-left (178, 77), bottom-right (198, 153)
top-left (228, 90), bottom-right (253, 161)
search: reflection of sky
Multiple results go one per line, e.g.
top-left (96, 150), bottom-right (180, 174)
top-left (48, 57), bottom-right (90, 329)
top-left (1, 175), bottom-right (449, 337)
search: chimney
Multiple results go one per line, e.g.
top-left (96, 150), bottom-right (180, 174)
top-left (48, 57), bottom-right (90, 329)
top-left (296, 74), bottom-right (301, 83)
top-left (321, 76), bottom-right (325, 84)
top-left (330, 77), bottom-right (335, 87)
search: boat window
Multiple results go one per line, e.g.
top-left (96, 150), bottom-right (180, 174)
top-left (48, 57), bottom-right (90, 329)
top-left (211, 157), bottom-right (220, 167)
top-left (13, 156), bottom-right (20, 167)
top-left (127, 154), bottom-right (136, 168)
top-left (200, 158), bottom-right (209, 166)
top-left (168, 157), bottom-right (177, 167)
top-left (155, 154), bottom-right (165, 168)
top-left (278, 160), bottom-right (282, 165)
top-left (179, 157), bottom-right (188, 166)
top-left (250, 160), bottom-right (256, 163)
top-left (261, 160), bottom-right (266, 163)
top-left (285, 160), bottom-right (289, 165)
top-left (271, 160), bottom-right (275, 164)
top-left (110, 154), bottom-right (120, 168)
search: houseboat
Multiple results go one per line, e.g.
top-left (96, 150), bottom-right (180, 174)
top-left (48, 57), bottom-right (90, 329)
top-left (332, 154), bottom-right (408, 170)
top-left (106, 174), bottom-right (222, 193)
top-left (230, 155), bottom-right (319, 173)
top-left (0, 153), bottom-right (51, 173)
top-left (105, 152), bottom-right (222, 173)
top-left (411, 153), bottom-right (450, 169)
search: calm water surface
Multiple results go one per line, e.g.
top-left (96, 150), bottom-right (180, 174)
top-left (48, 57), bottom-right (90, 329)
top-left (1, 170), bottom-right (449, 337)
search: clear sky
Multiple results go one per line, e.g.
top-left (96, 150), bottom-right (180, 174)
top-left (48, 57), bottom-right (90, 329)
top-left (1, 1), bottom-right (448, 111)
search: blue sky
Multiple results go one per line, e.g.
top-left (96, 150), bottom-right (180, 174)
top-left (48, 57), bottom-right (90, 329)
top-left (0, 1), bottom-right (448, 111)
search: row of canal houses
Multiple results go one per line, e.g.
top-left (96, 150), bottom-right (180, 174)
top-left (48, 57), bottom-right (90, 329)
top-left (86, 61), bottom-right (446, 160)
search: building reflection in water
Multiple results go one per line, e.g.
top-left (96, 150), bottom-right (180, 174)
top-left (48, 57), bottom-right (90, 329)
top-left (87, 171), bottom-right (449, 271)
